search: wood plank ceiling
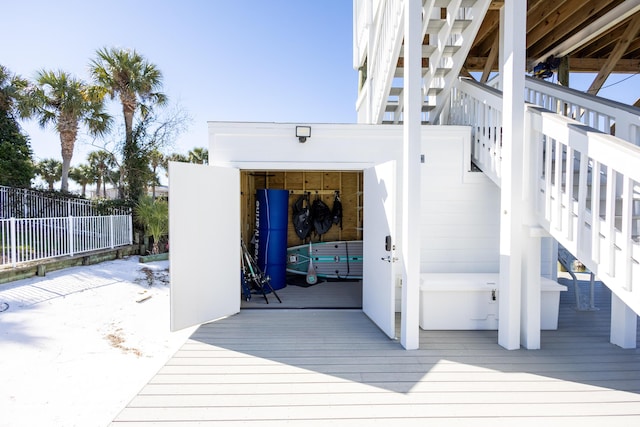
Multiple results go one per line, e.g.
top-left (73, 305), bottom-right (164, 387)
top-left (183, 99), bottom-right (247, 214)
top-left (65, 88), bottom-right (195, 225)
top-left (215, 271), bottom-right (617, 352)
top-left (464, 0), bottom-right (640, 88)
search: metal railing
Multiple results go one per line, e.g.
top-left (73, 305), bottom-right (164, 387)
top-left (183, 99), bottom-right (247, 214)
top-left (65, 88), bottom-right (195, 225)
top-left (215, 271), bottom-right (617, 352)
top-left (0, 185), bottom-right (129, 219)
top-left (0, 215), bottom-right (133, 268)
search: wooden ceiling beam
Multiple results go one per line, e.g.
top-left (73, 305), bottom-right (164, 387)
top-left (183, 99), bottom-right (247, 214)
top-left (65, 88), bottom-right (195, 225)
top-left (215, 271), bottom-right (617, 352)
top-left (588, 13), bottom-right (640, 94)
top-left (530, 1), bottom-right (640, 65)
top-left (472, 1), bottom-right (551, 57)
top-left (463, 57), bottom-right (640, 73)
top-left (568, 58), bottom-right (640, 73)
top-left (627, 37), bottom-right (640, 55)
top-left (574, 19), bottom-right (635, 57)
top-left (527, 0), bottom-right (613, 57)
top-left (526, 0), bottom-right (568, 34)
top-left (472, 10), bottom-right (500, 53)
top-left (459, 67), bottom-right (475, 80)
top-left (487, 0), bottom-right (504, 11)
top-left (481, 33), bottom-right (500, 83)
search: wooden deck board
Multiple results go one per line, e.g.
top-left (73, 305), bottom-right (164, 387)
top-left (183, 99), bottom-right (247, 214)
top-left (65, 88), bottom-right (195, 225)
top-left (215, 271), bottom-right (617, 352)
top-left (111, 280), bottom-right (640, 425)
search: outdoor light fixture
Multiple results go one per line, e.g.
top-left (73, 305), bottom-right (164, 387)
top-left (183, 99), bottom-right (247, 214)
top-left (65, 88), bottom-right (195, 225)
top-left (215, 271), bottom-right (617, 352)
top-left (296, 126), bottom-right (311, 143)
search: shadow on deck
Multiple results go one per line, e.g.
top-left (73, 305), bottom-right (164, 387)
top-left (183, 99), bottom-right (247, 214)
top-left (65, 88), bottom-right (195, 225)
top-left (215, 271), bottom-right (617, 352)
top-left (112, 277), bottom-right (640, 425)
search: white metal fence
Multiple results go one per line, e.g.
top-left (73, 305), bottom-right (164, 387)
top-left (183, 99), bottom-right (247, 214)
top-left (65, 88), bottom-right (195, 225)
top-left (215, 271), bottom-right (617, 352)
top-left (0, 185), bottom-right (129, 219)
top-left (0, 215), bottom-right (132, 268)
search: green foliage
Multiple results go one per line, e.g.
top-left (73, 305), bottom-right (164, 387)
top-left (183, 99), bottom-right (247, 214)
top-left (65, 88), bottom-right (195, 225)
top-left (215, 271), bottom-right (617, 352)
top-left (36, 158), bottom-right (62, 190)
top-left (20, 70), bottom-right (111, 192)
top-left (87, 150), bottom-right (116, 197)
top-left (90, 47), bottom-right (166, 204)
top-left (0, 65), bottom-right (34, 187)
top-left (188, 147), bottom-right (208, 164)
top-left (0, 111), bottom-right (35, 187)
top-left (93, 197), bottom-right (133, 215)
top-left (0, 64), bottom-right (28, 115)
top-left (69, 163), bottom-right (96, 196)
top-left (134, 195), bottom-right (168, 254)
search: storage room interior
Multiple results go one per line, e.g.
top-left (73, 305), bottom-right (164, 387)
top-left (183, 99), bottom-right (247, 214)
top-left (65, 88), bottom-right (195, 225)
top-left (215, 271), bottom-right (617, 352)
top-left (240, 169), bottom-right (365, 307)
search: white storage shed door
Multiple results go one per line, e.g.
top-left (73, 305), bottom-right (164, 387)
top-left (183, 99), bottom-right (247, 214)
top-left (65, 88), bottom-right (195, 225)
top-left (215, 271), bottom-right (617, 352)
top-left (363, 161), bottom-right (397, 339)
top-left (169, 162), bottom-right (241, 331)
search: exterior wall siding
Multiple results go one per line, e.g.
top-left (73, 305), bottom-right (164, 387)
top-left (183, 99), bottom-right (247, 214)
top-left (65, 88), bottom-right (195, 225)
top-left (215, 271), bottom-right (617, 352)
top-left (209, 122), bottom-right (501, 275)
top-left (420, 135), bottom-right (501, 273)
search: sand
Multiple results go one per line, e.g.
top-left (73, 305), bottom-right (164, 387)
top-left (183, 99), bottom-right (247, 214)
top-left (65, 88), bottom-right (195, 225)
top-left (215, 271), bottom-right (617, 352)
top-left (0, 257), bottom-right (196, 427)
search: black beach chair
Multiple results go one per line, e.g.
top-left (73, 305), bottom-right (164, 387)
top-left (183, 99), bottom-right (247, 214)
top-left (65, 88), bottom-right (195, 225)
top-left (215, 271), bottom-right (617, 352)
top-left (240, 239), bottom-right (282, 304)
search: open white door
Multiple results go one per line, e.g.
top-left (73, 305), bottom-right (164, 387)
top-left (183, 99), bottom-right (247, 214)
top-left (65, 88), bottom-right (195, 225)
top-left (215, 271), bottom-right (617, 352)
top-left (169, 162), bottom-right (240, 331)
top-left (363, 161), bottom-right (397, 339)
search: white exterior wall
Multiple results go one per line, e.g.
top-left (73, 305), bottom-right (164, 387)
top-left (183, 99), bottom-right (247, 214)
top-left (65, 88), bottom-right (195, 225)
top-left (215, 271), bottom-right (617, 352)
top-left (209, 122), bottom-right (501, 277)
top-left (420, 134), bottom-right (501, 273)
top-left (209, 122), bottom-right (402, 170)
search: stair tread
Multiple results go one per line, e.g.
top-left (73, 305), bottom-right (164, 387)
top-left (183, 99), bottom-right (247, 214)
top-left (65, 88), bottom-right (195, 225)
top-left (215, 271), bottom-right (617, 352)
top-left (426, 19), bottom-right (471, 33)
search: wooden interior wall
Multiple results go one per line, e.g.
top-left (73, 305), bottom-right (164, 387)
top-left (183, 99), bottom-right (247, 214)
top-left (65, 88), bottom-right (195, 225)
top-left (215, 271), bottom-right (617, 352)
top-left (240, 171), bottom-right (363, 247)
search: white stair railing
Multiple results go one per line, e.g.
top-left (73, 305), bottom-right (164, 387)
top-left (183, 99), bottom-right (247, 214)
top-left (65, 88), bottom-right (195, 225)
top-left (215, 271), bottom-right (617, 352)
top-left (525, 76), bottom-right (640, 147)
top-left (450, 77), bottom-right (504, 185)
top-left (449, 77), bottom-right (640, 315)
top-left (531, 109), bottom-right (640, 314)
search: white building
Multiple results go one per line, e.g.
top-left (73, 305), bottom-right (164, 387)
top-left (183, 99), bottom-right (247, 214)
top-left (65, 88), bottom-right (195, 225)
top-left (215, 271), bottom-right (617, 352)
top-left (169, 0), bottom-right (640, 351)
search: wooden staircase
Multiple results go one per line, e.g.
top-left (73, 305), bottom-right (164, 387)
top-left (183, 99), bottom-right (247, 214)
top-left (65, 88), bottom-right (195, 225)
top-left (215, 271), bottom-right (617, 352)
top-left (358, 0), bottom-right (491, 124)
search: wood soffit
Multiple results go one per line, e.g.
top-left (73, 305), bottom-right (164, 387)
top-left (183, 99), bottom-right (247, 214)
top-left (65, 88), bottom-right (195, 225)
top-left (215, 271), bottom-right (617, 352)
top-left (462, 0), bottom-right (640, 74)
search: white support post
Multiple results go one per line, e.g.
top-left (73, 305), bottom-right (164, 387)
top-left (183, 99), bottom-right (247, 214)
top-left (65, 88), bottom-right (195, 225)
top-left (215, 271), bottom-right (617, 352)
top-left (498, 0), bottom-right (526, 350)
top-left (610, 293), bottom-right (638, 349)
top-left (400, 0), bottom-right (421, 350)
top-left (128, 215), bottom-right (133, 245)
top-left (521, 229), bottom-right (541, 349)
top-left (520, 109), bottom-right (541, 349)
top-left (109, 215), bottom-right (115, 249)
top-left (68, 216), bottom-right (74, 257)
top-left (10, 217), bottom-right (17, 268)
top-left (497, 7), bottom-right (504, 91)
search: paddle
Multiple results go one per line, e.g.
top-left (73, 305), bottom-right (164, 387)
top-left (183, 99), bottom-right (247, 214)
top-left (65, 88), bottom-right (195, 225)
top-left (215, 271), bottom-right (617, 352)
top-left (306, 240), bottom-right (318, 285)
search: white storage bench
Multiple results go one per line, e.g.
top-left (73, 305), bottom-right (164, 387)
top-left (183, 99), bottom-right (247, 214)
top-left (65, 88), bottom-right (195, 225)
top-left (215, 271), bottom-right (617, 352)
top-left (419, 273), bottom-right (567, 330)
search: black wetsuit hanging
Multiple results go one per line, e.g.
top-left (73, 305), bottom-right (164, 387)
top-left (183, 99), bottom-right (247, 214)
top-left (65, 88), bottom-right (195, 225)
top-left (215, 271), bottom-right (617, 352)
top-left (292, 193), bottom-right (312, 240)
top-left (331, 191), bottom-right (343, 229)
top-left (311, 196), bottom-right (333, 236)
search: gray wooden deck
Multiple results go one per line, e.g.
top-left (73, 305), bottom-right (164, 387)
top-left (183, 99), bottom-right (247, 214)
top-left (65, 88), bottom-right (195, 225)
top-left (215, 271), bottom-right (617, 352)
top-left (112, 278), bottom-right (640, 426)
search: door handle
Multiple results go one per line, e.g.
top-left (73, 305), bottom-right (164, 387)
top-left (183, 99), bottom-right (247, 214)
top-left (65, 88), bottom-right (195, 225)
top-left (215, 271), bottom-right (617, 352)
top-left (380, 255), bottom-right (398, 263)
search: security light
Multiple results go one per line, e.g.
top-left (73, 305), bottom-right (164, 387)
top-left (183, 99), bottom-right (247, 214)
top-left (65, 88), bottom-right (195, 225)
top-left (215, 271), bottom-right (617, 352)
top-left (296, 126), bottom-right (311, 143)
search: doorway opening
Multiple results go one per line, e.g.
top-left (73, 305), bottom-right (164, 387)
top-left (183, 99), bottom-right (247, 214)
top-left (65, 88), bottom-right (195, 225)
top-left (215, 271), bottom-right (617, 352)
top-left (239, 169), bottom-right (364, 309)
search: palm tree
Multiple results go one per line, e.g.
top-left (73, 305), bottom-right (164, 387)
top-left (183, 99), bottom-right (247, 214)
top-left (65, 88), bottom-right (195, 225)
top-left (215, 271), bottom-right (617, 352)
top-left (0, 65), bottom-right (35, 188)
top-left (21, 70), bottom-right (111, 192)
top-left (69, 164), bottom-right (95, 197)
top-left (36, 158), bottom-right (62, 190)
top-left (188, 147), bottom-right (208, 164)
top-left (0, 64), bottom-right (28, 114)
top-left (134, 195), bottom-right (168, 254)
top-left (148, 149), bottom-right (164, 199)
top-left (89, 47), bottom-right (166, 201)
top-left (87, 150), bottom-right (115, 197)
top-left (161, 152), bottom-right (188, 180)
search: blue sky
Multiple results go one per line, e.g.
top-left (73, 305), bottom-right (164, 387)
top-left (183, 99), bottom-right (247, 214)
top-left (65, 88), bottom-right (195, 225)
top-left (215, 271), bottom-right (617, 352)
top-left (2, 0), bottom-right (357, 167)
top-left (2, 0), bottom-right (638, 176)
